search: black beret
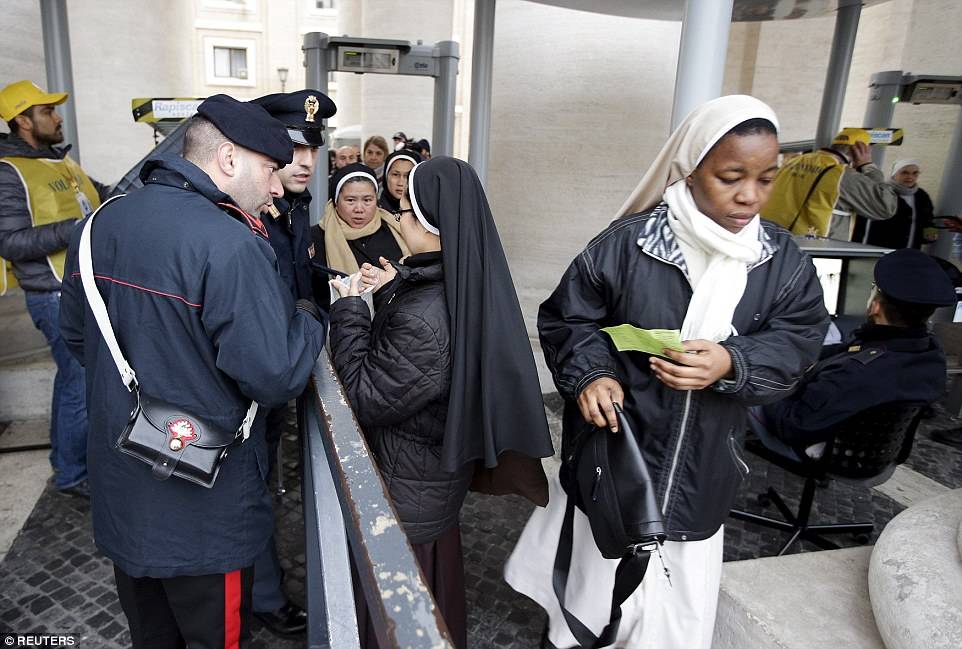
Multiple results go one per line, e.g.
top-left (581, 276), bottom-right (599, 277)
top-left (875, 249), bottom-right (957, 307)
top-left (196, 94), bottom-right (292, 166)
top-left (251, 90), bottom-right (336, 147)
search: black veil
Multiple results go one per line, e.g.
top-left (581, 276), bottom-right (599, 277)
top-left (408, 157), bottom-right (554, 474)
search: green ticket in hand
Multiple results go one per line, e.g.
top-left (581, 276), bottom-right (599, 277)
top-left (601, 324), bottom-right (685, 359)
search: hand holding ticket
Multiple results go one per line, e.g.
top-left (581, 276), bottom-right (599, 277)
top-left (601, 324), bottom-right (685, 359)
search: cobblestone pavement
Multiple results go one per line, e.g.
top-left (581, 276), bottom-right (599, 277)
top-left (2, 397), bottom-right (961, 648)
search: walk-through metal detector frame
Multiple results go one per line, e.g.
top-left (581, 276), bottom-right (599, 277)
top-left (861, 70), bottom-right (962, 258)
top-left (303, 33), bottom-right (460, 224)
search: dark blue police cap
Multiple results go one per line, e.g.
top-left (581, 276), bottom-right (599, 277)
top-left (251, 89), bottom-right (336, 147)
top-left (196, 94), bottom-right (293, 166)
top-left (875, 248), bottom-right (957, 307)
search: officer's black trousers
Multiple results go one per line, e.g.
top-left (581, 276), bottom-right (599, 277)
top-left (113, 564), bottom-right (254, 649)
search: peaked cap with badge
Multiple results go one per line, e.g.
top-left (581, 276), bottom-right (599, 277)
top-left (874, 248), bottom-right (957, 307)
top-left (251, 89), bottom-right (336, 147)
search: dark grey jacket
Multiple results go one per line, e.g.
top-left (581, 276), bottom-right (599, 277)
top-left (328, 252), bottom-right (472, 544)
top-left (0, 133), bottom-right (110, 292)
top-left (540, 204), bottom-right (829, 542)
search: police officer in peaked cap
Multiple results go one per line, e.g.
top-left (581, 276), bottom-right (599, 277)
top-left (59, 94), bottom-right (326, 647)
top-left (753, 248), bottom-right (956, 461)
top-left (248, 88), bottom-right (336, 637)
top-left (251, 89), bottom-right (336, 304)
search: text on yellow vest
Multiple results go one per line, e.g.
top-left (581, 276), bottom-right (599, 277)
top-left (0, 155), bottom-right (100, 294)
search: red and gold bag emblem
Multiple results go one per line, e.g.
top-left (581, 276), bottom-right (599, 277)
top-left (166, 418), bottom-right (198, 451)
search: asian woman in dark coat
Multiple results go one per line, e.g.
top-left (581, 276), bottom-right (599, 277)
top-left (310, 163), bottom-right (410, 309)
top-left (328, 156), bottom-right (555, 648)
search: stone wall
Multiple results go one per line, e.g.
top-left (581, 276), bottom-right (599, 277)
top-left (334, 0), bottom-right (462, 156)
top-left (485, 0), bottom-right (681, 332)
top-left (0, 0), bottom-right (192, 183)
top-left (69, 0), bottom-right (194, 183)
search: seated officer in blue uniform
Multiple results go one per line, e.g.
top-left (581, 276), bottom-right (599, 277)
top-left (751, 248), bottom-right (956, 461)
top-left (60, 94), bottom-right (326, 649)
top-left (248, 88), bottom-right (336, 637)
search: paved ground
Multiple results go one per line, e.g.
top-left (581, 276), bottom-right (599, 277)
top-left (2, 396), bottom-right (961, 648)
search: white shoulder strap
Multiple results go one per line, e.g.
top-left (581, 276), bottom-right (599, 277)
top-left (78, 195), bottom-right (137, 389)
top-left (78, 195), bottom-right (259, 437)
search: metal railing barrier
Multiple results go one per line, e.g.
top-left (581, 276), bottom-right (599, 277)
top-left (299, 350), bottom-right (454, 649)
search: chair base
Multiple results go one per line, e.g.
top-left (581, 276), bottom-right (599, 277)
top-left (730, 486), bottom-right (874, 556)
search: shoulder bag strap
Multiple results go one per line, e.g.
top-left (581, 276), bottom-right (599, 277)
top-left (78, 195), bottom-right (136, 389)
top-left (78, 197), bottom-right (258, 439)
top-left (551, 493), bottom-right (652, 649)
top-left (787, 165), bottom-right (836, 233)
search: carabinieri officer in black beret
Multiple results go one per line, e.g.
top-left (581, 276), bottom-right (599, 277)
top-left (247, 88), bottom-right (335, 637)
top-left (59, 93), bottom-right (326, 648)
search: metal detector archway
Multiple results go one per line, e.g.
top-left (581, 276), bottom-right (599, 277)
top-left (862, 71), bottom-right (962, 258)
top-left (303, 33), bottom-right (460, 223)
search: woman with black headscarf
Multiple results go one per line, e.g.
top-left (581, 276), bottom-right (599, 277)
top-left (378, 149), bottom-right (421, 213)
top-left (328, 156), bottom-right (555, 649)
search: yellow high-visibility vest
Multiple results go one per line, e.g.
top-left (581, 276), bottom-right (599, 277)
top-left (761, 150), bottom-right (845, 237)
top-left (0, 155), bottom-right (100, 294)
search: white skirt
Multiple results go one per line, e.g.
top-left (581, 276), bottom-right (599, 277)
top-left (504, 473), bottom-right (723, 649)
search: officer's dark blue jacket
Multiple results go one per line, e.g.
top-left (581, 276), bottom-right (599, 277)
top-left (60, 154), bottom-right (325, 578)
top-left (264, 189), bottom-right (316, 304)
top-left (764, 323), bottom-right (946, 452)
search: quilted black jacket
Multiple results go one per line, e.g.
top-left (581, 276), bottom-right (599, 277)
top-left (328, 252), bottom-right (471, 544)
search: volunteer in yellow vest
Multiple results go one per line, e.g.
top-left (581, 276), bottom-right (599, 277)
top-left (762, 128), bottom-right (897, 240)
top-left (0, 80), bottom-right (110, 497)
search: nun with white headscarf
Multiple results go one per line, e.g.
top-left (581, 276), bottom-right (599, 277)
top-left (505, 95), bottom-right (829, 649)
top-left (853, 158), bottom-right (936, 249)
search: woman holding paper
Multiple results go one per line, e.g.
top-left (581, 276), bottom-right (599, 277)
top-left (310, 162), bottom-right (409, 275)
top-left (328, 156), bottom-right (555, 649)
top-left (505, 95), bottom-right (829, 649)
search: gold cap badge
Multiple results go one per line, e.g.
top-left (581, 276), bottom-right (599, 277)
top-left (304, 95), bottom-right (319, 123)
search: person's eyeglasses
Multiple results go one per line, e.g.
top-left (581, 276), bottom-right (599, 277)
top-left (393, 208), bottom-right (414, 222)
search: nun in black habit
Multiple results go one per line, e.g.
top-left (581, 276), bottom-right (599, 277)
top-left (328, 156), bottom-right (554, 648)
top-left (378, 148), bottom-right (421, 213)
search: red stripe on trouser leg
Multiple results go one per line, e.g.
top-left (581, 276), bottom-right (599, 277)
top-left (224, 570), bottom-right (242, 649)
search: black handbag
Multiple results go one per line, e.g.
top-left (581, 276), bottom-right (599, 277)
top-left (553, 403), bottom-right (667, 648)
top-left (78, 196), bottom-right (257, 489)
top-left (116, 390), bottom-right (251, 488)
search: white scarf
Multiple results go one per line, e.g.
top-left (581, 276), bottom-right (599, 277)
top-left (664, 180), bottom-right (762, 342)
top-left (612, 94), bottom-right (779, 343)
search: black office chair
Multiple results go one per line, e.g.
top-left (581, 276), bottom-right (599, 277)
top-left (730, 401), bottom-right (923, 556)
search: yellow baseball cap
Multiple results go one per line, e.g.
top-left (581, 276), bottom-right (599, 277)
top-left (0, 80), bottom-right (68, 122)
top-left (832, 127), bottom-right (872, 147)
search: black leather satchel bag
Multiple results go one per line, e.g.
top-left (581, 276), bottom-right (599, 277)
top-left (79, 196), bottom-right (257, 489)
top-left (553, 403), bottom-right (667, 648)
top-left (574, 404), bottom-right (667, 559)
top-left (116, 390), bottom-right (246, 488)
